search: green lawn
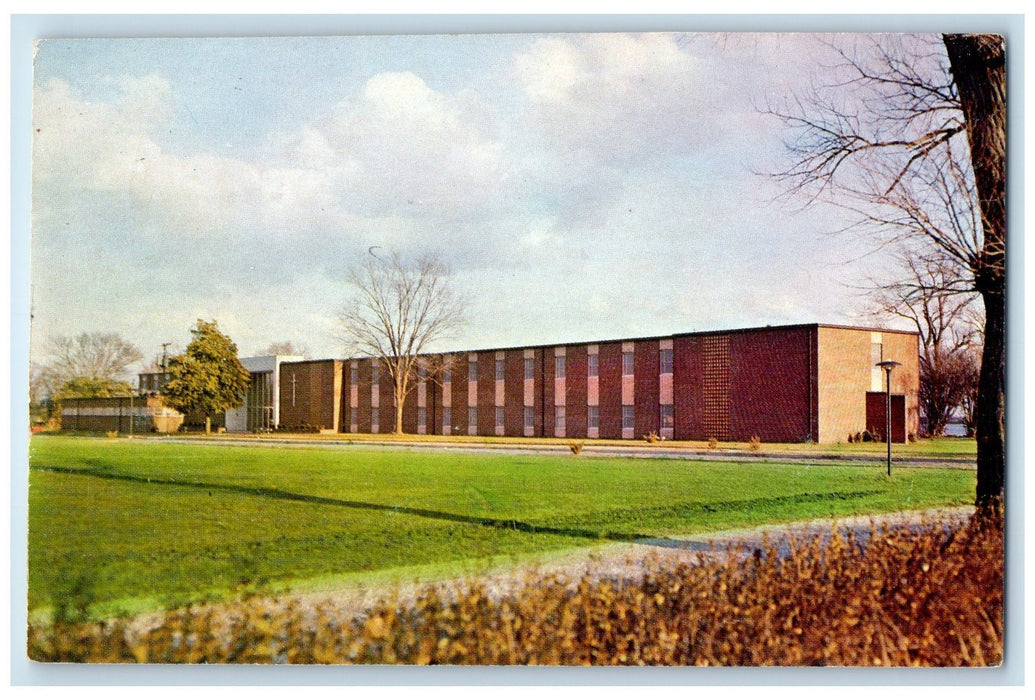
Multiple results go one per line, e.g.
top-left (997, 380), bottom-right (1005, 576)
top-left (28, 435), bottom-right (974, 619)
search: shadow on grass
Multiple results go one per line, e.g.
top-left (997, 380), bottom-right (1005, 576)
top-left (32, 465), bottom-right (882, 546)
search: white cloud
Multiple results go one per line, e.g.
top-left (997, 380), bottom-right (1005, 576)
top-left (513, 34), bottom-right (707, 161)
top-left (29, 34), bottom-right (897, 366)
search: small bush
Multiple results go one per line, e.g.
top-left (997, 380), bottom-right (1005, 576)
top-left (748, 435), bottom-right (761, 451)
top-left (568, 441), bottom-right (584, 456)
top-left (106, 431), bottom-right (118, 439)
top-left (707, 437), bottom-right (718, 450)
top-left (643, 431), bottom-right (660, 444)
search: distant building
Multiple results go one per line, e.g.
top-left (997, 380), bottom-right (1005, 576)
top-left (59, 395), bottom-right (184, 434)
top-left (274, 323), bottom-right (919, 444)
top-left (138, 354), bottom-right (303, 432)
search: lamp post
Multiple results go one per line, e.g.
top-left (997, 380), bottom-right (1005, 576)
top-left (876, 360), bottom-right (901, 476)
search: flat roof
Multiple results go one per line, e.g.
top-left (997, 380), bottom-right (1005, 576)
top-left (291, 322), bottom-right (918, 364)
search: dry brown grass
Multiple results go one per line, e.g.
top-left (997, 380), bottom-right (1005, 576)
top-left (28, 507), bottom-right (1003, 666)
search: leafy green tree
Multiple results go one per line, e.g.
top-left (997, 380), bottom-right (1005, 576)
top-left (162, 320), bottom-right (250, 434)
top-left (54, 376), bottom-right (135, 400)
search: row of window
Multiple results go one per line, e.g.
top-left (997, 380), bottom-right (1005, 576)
top-left (403, 404), bottom-right (676, 434)
top-left (349, 349), bottom-right (675, 385)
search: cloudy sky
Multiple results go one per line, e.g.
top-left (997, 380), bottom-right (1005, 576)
top-left (30, 31), bottom-right (918, 368)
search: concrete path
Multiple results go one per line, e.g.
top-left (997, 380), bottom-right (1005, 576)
top-left (138, 433), bottom-right (977, 469)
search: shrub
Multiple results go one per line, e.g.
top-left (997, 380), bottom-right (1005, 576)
top-left (568, 441), bottom-right (584, 456)
top-left (643, 431), bottom-right (660, 444)
top-left (27, 509), bottom-right (1003, 666)
top-left (106, 431), bottom-right (118, 439)
top-left (748, 435), bottom-right (761, 451)
top-left (707, 436), bottom-right (718, 450)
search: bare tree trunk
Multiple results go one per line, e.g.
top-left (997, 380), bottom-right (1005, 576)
top-left (205, 415), bottom-right (212, 435)
top-left (395, 394), bottom-right (405, 434)
top-left (944, 34), bottom-right (1006, 507)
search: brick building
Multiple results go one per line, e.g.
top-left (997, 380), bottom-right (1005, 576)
top-left (274, 323), bottom-right (919, 444)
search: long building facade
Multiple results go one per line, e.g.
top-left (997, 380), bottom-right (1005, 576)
top-left (274, 324), bottom-right (919, 444)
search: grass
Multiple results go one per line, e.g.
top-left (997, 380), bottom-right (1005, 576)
top-left (28, 435), bottom-right (974, 619)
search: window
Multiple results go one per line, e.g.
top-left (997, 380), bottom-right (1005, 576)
top-left (418, 365), bottom-right (428, 381)
top-left (587, 354), bottom-right (599, 378)
top-left (622, 406), bottom-right (635, 430)
top-left (371, 407), bottom-right (379, 431)
top-left (468, 407), bottom-right (478, 434)
top-left (622, 352), bottom-right (634, 376)
top-left (443, 366), bottom-right (451, 384)
top-left (442, 407), bottom-right (452, 431)
top-left (660, 349), bottom-right (673, 374)
top-left (418, 406), bottom-right (427, 428)
top-left (555, 405), bottom-right (566, 433)
top-left (371, 364), bottom-right (380, 382)
top-left (524, 406), bottom-right (534, 430)
top-left (350, 366), bottom-right (359, 384)
top-left (496, 359), bottom-right (505, 381)
top-left (468, 360), bottom-right (478, 381)
top-left (524, 357), bottom-right (534, 380)
top-left (588, 405), bottom-right (599, 430)
top-left (555, 355), bottom-right (566, 379)
top-left (495, 406), bottom-right (505, 429)
top-left (660, 404), bottom-right (674, 430)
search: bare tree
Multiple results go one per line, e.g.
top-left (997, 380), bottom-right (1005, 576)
top-left (42, 332), bottom-right (144, 395)
top-left (769, 33), bottom-right (1005, 505)
top-left (338, 251), bottom-right (465, 434)
top-left (259, 341), bottom-right (311, 359)
top-left (873, 253), bottom-right (979, 436)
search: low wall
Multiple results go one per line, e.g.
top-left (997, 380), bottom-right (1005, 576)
top-left (60, 396), bottom-right (184, 433)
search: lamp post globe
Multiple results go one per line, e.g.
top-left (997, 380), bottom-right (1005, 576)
top-left (876, 360), bottom-right (902, 476)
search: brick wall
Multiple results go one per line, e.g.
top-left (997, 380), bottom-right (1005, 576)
top-left (566, 345), bottom-right (589, 438)
top-left (816, 327), bottom-right (919, 443)
top-left (634, 339), bottom-right (661, 438)
top-left (728, 327), bottom-right (813, 443)
top-left (287, 324), bottom-right (917, 444)
top-left (278, 360), bottom-right (342, 431)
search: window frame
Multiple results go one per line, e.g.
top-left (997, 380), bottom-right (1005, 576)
top-left (659, 348), bottom-right (673, 375)
top-left (622, 352), bottom-right (634, 376)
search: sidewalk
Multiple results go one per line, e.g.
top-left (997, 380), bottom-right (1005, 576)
top-left (144, 432), bottom-right (977, 469)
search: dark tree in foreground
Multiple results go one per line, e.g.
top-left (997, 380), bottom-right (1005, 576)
top-left (338, 251), bottom-right (465, 434)
top-left (943, 34), bottom-right (1006, 505)
top-left (770, 33), bottom-right (1005, 505)
top-left (163, 320), bottom-right (251, 434)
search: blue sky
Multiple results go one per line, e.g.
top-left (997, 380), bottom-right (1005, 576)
top-left (30, 31), bottom-right (919, 368)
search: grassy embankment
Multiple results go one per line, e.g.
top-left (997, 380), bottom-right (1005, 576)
top-left (28, 435), bottom-right (974, 620)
